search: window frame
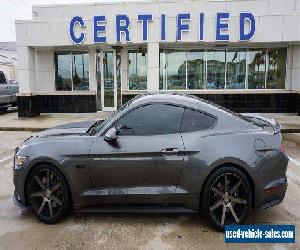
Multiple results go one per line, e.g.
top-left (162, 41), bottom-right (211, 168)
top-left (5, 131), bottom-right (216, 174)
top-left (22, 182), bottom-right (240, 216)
top-left (159, 47), bottom-right (287, 91)
top-left (180, 108), bottom-right (217, 133)
top-left (103, 102), bottom-right (186, 136)
top-left (128, 50), bottom-right (148, 90)
top-left (54, 51), bottom-right (89, 91)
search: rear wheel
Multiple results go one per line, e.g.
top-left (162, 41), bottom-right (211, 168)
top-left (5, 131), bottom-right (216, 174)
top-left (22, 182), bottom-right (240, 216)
top-left (26, 164), bottom-right (69, 224)
top-left (203, 167), bottom-right (251, 231)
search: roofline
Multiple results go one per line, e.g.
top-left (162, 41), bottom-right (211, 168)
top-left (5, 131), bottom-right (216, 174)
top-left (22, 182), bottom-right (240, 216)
top-left (32, 0), bottom-right (191, 9)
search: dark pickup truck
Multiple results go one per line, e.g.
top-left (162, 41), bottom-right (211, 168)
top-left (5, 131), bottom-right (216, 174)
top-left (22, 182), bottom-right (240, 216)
top-left (0, 71), bottom-right (18, 111)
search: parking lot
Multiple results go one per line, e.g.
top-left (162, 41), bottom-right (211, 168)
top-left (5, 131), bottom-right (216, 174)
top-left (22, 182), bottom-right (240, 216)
top-left (0, 131), bottom-right (299, 249)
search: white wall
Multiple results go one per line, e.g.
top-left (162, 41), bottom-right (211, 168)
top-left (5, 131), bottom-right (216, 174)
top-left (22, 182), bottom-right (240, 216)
top-left (15, 0), bottom-right (300, 93)
top-left (17, 0), bottom-right (300, 46)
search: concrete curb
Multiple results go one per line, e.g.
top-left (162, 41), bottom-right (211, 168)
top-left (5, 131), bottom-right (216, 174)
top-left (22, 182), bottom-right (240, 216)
top-left (0, 127), bottom-right (299, 133)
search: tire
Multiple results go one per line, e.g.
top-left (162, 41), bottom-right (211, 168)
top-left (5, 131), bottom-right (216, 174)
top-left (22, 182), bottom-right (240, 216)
top-left (26, 164), bottom-right (69, 224)
top-left (202, 166), bottom-right (251, 231)
top-left (0, 107), bottom-right (8, 112)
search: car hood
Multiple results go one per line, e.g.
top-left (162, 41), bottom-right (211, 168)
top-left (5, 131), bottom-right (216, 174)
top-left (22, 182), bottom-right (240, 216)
top-left (35, 120), bottom-right (98, 138)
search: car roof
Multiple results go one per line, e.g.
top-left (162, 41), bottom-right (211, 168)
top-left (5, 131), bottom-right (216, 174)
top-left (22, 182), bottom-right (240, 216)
top-left (129, 93), bottom-right (221, 113)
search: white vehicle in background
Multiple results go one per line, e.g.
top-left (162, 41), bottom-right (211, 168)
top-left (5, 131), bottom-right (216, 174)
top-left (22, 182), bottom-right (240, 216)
top-left (0, 71), bottom-right (19, 111)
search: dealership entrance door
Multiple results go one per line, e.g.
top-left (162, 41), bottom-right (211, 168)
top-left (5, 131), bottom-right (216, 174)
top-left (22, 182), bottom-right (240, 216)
top-left (96, 50), bottom-right (121, 111)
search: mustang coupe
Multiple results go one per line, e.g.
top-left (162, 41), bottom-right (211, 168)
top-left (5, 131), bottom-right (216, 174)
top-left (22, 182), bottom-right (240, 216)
top-left (13, 94), bottom-right (288, 230)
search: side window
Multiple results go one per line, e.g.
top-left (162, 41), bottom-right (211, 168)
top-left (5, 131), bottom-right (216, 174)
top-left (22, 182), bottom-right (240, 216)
top-left (181, 109), bottom-right (216, 132)
top-left (0, 72), bottom-right (7, 84)
top-left (114, 104), bottom-right (184, 136)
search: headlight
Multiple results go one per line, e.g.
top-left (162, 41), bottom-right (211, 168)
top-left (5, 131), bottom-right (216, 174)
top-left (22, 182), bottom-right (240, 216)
top-left (15, 155), bottom-right (28, 167)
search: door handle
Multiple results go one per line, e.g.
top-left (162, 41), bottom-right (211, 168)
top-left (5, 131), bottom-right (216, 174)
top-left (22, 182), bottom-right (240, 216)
top-left (161, 148), bottom-right (180, 154)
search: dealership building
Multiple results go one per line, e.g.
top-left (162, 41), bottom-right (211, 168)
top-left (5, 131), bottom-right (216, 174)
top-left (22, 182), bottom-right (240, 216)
top-left (16, 0), bottom-right (300, 117)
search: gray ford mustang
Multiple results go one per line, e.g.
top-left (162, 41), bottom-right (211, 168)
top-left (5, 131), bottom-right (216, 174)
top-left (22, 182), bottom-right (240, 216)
top-left (13, 93), bottom-right (288, 230)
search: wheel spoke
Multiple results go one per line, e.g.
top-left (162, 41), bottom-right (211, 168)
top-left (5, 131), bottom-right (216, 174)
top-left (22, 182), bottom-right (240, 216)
top-left (35, 175), bottom-right (45, 190)
top-left (38, 199), bottom-right (46, 214)
top-left (228, 204), bottom-right (239, 223)
top-left (46, 170), bottom-right (50, 188)
top-left (211, 186), bottom-right (223, 197)
top-left (30, 192), bottom-right (44, 198)
top-left (48, 201), bottom-right (53, 217)
top-left (52, 195), bottom-right (63, 207)
top-left (210, 200), bottom-right (223, 211)
top-left (229, 180), bottom-right (241, 195)
top-left (224, 174), bottom-right (228, 192)
top-left (231, 197), bottom-right (247, 205)
top-left (51, 183), bottom-right (61, 193)
top-left (220, 205), bottom-right (226, 226)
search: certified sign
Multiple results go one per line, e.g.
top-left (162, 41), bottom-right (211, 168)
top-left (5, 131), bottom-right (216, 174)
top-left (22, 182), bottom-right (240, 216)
top-left (69, 12), bottom-right (256, 44)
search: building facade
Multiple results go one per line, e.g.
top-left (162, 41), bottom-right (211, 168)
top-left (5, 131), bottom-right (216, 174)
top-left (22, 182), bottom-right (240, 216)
top-left (16, 0), bottom-right (300, 117)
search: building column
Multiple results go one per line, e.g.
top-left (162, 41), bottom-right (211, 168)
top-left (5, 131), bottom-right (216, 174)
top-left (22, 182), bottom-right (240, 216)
top-left (89, 49), bottom-right (97, 92)
top-left (291, 45), bottom-right (300, 91)
top-left (17, 46), bottom-right (36, 93)
top-left (147, 42), bottom-right (160, 92)
top-left (121, 48), bottom-right (128, 91)
top-left (286, 46), bottom-right (293, 90)
top-left (17, 46), bottom-right (40, 117)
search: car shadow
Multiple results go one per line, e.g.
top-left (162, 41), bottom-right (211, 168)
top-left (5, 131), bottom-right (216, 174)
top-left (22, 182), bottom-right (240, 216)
top-left (0, 106), bottom-right (17, 116)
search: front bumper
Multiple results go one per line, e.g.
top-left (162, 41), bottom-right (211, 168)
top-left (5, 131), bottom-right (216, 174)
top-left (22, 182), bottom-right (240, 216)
top-left (13, 161), bottom-right (28, 206)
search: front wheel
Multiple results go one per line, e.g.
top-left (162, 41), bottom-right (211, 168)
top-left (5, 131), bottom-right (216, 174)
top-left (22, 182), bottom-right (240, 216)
top-left (203, 167), bottom-right (251, 231)
top-left (26, 164), bottom-right (69, 224)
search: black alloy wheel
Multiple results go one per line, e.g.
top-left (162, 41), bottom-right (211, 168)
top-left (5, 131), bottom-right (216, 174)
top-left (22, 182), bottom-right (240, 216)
top-left (27, 164), bottom-right (69, 224)
top-left (203, 167), bottom-right (251, 230)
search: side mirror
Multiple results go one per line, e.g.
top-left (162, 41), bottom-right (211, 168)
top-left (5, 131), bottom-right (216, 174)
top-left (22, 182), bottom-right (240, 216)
top-left (104, 127), bottom-right (117, 142)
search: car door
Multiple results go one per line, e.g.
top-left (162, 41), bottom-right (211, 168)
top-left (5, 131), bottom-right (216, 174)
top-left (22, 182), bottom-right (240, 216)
top-left (89, 103), bottom-right (185, 204)
top-left (177, 108), bottom-right (217, 204)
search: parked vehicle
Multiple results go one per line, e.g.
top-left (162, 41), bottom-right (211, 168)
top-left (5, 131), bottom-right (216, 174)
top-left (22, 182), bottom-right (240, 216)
top-left (13, 93), bottom-right (288, 230)
top-left (0, 71), bottom-right (19, 111)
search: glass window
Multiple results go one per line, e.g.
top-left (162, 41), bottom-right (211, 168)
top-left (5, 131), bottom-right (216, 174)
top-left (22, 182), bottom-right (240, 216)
top-left (114, 104), bottom-right (184, 136)
top-left (103, 52), bottom-right (114, 107)
top-left (187, 51), bottom-right (205, 89)
top-left (267, 48), bottom-right (286, 89)
top-left (72, 53), bottom-right (89, 90)
top-left (55, 53), bottom-right (72, 91)
top-left (167, 51), bottom-right (186, 90)
top-left (181, 109), bottom-right (216, 132)
top-left (159, 48), bottom-right (286, 91)
top-left (0, 72), bottom-right (7, 84)
top-left (159, 51), bottom-right (167, 90)
top-left (226, 50), bottom-right (246, 89)
top-left (207, 50), bottom-right (226, 89)
top-left (128, 51), bottom-right (147, 90)
top-left (248, 49), bottom-right (266, 89)
top-left (55, 52), bottom-right (89, 91)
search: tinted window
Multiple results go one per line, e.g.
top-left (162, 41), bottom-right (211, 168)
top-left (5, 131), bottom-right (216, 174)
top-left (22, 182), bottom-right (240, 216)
top-left (0, 72), bottom-right (7, 84)
top-left (181, 109), bottom-right (215, 132)
top-left (114, 104), bottom-right (184, 135)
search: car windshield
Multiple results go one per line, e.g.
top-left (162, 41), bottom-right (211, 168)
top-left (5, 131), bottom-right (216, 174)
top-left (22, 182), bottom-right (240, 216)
top-left (87, 95), bottom-right (142, 135)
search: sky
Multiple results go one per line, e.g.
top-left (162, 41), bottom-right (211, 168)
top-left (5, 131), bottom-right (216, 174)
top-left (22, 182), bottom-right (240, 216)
top-left (0, 0), bottom-right (134, 42)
